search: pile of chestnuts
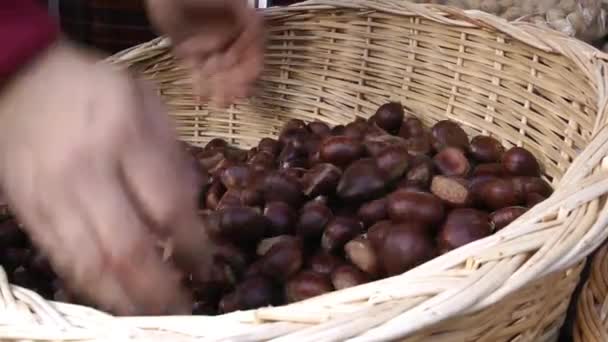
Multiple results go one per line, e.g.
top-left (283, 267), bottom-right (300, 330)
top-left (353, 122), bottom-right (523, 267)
top-left (185, 102), bottom-right (553, 315)
top-left (0, 102), bottom-right (553, 316)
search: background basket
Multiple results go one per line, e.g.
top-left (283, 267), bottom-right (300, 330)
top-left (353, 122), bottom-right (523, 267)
top-left (3, 0), bottom-right (608, 341)
top-left (573, 242), bottom-right (608, 342)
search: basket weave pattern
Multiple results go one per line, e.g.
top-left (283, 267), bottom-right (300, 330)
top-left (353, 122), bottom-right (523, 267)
top-left (3, 1), bottom-right (608, 341)
top-left (574, 243), bottom-right (608, 342)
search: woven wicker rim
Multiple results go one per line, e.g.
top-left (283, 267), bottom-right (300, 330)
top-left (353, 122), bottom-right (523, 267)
top-left (3, 1), bottom-right (608, 341)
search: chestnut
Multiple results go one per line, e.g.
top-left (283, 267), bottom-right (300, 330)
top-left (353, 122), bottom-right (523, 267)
top-left (220, 165), bottom-right (252, 189)
top-left (344, 120), bottom-right (370, 140)
top-left (204, 180), bottom-right (225, 210)
top-left (431, 120), bottom-right (469, 152)
top-left (526, 193), bottom-right (547, 207)
top-left (331, 264), bottom-right (370, 290)
top-left (396, 180), bottom-right (428, 193)
top-left (337, 159), bottom-right (387, 202)
top-left (264, 201), bottom-right (297, 236)
top-left (434, 147), bottom-right (470, 177)
top-left (502, 147), bottom-right (541, 177)
top-left (192, 301), bottom-right (216, 315)
top-left (430, 176), bottom-right (472, 207)
top-left (371, 102), bottom-right (404, 133)
top-left (301, 163), bottom-right (342, 198)
top-left (244, 259), bottom-right (265, 279)
top-left (308, 251), bottom-right (344, 276)
top-left (205, 138), bottom-right (228, 151)
top-left (257, 235), bottom-right (295, 256)
top-left (224, 147), bottom-right (248, 163)
top-left (510, 177), bottom-right (553, 198)
top-left (321, 217), bottom-right (364, 253)
top-left (240, 184), bottom-right (265, 208)
top-left (490, 206), bottom-right (527, 231)
top-left (198, 149), bottom-right (226, 171)
top-left (399, 117), bottom-right (426, 139)
top-left (308, 121), bottom-right (332, 137)
top-left (477, 178), bottom-right (521, 210)
top-left (381, 226), bottom-right (435, 276)
top-left (260, 236), bottom-right (304, 281)
top-left (376, 146), bottom-right (410, 182)
top-left (278, 143), bottom-right (308, 169)
top-left (363, 133), bottom-right (408, 157)
top-left (212, 239), bottom-right (250, 279)
top-left (217, 189), bottom-right (243, 210)
top-left (285, 270), bottom-right (333, 303)
top-left (263, 172), bottom-right (304, 208)
top-left (405, 133), bottom-right (433, 156)
top-left (470, 136), bottom-right (504, 163)
top-left (344, 236), bottom-right (381, 276)
top-left (405, 155), bottom-right (435, 188)
top-left (296, 202), bottom-right (333, 240)
top-left (367, 220), bottom-right (392, 251)
top-left (331, 125), bottom-right (346, 136)
top-left (237, 275), bottom-right (281, 310)
top-left (357, 198), bottom-right (388, 228)
top-left (258, 138), bottom-right (281, 157)
top-left (279, 127), bottom-right (310, 151)
top-left (319, 136), bottom-right (364, 167)
top-left (472, 163), bottom-right (505, 177)
top-left (219, 206), bottom-right (268, 244)
top-left (438, 208), bottom-right (492, 252)
top-left (387, 189), bottom-right (445, 227)
top-left (248, 151), bottom-right (276, 170)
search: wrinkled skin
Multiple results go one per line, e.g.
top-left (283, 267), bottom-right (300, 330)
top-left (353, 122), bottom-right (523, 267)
top-left (0, 0), bottom-right (264, 315)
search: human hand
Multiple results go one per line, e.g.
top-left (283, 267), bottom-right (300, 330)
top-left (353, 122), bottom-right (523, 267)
top-left (0, 41), bottom-right (218, 315)
top-left (146, 0), bottom-right (265, 106)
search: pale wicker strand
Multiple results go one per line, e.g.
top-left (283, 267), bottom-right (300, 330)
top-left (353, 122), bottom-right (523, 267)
top-left (4, 0), bottom-right (608, 341)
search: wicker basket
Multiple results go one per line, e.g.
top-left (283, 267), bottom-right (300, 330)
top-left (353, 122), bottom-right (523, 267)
top-left (4, 1), bottom-right (608, 341)
top-left (573, 242), bottom-right (608, 342)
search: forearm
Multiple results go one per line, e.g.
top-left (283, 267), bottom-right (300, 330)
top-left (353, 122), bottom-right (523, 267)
top-left (0, 0), bottom-right (59, 82)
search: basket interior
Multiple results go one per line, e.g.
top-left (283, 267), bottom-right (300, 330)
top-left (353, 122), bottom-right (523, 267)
top-left (121, 7), bottom-right (598, 184)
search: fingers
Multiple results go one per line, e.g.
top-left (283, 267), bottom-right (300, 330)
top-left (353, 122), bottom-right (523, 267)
top-left (118, 82), bottom-right (220, 283)
top-left (72, 159), bottom-right (192, 315)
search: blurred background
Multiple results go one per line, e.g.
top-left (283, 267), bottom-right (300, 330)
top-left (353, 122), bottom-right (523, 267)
top-left (43, 0), bottom-right (304, 54)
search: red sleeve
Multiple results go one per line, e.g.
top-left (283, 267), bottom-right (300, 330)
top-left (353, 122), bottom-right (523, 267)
top-left (0, 0), bottom-right (59, 81)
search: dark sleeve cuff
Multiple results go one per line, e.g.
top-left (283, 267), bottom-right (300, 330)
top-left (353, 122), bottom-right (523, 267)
top-left (0, 0), bottom-right (60, 81)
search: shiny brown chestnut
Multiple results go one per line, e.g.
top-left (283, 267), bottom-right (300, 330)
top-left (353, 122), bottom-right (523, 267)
top-left (308, 121), bottom-right (332, 137)
top-left (405, 133), bottom-right (433, 156)
top-left (430, 176), bottom-right (472, 207)
top-left (367, 220), bottom-right (392, 251)
top-left (236, 275), bottom-right (281, 310)
top-left (477, 178), bottom-right (521, 210)
top-left (205, 138), bottom-right (228, 151)
top-left (344, 236), bottom-right (381, 276)
top-left (260, 236), bottom-right (304, 281)
top-left (399, 117), bottom-right (426, 139)
top-left (405, 155), bottom-right (435, 188)
top-left (526, 193), bottom-right (547, 207)
top-left (376, 146), bottom-right (410, 182)
top-left (264, 201), bottom-right (297, 236)
top-left (510, 177), bottom-right (553, 198)
top-left (434, 147), bottom-right (470, 177)
top-left (438, 208), bottom-right (492, 253)
top-left (219, 206), bottom-right (268, 244)
top-left (263, 172), bottom-right (304, 208)
top-left (257, 235), bottom-right (295, 256)
top-left (387, 189), bottom-right (445, 227)
top-left (296, 202), bottom-right (333, 240)
top-left (472, 163), bottom-right (505, 177)
top-left (357, 198), bottom-right (388, 228)
top-left (216, 189), bottom-right (243, 210)
top-left (431, 120), bottom-right (469, 152)
top-left (381, 226), bottom-right (435, 276)
top-left (337, 158), bottom-right (387, 202)
top-left (308, 250), bottom-right (344, 276)
top-left (218, 291), bottom-right (240, 314)
top-left (470, 136), bottom-right (504, 163)
top-left (321, 217), bottom-right (365, 253)
top-left (490, 206), bottom-right (528, 231)
top-left (371, 102), bottom-right (404, 133)
top-left (286, 270), bottom-right (334, 303)
top-left (258, 137), bottom-right (281, 157)
top-left (319, 136), bottom-right (365, 167)
top-left (502, 147), bottom-right (541, 177)
top-left (301, 163), bottom-right (342, 198)
top-left (331, 264), bottom-right (370, 290)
